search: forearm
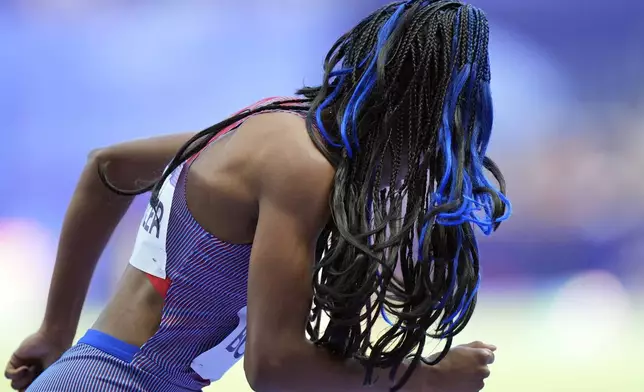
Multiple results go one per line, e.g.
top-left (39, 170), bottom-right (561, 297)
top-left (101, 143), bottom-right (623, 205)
top-left (41, 155), bottom-right (134, 341)
top-left (248, 339), bottom-right (430, 392)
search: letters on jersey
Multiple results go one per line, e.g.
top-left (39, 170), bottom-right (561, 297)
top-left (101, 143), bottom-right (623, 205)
top-left (129, 163), bottom-right (184, 279)
top-left (191, 306), bottom-right (248, 381)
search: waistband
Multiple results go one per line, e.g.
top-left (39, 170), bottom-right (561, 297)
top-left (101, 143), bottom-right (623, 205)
top-left (78, 329), bottom-right (140, 363)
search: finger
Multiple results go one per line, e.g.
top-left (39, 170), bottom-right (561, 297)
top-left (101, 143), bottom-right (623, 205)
top-left (10, 365), bottom-right (37, 379)
top-left (10, 367), bottom-right (38, 391)
top-left (11, 374), bottom-right (36, 391)
top-left (5, 353), bottom-right (30, 378)
top-left (475, 348), bottom-right (495, 365)
top-left (4, 365), bottom-right (29, 379)
top-left (485, 350), bottom-right (496, 365)
top-left (465, 341), bottom-right (497, 351)
top-left (4, 357), bottom-right (18, 378)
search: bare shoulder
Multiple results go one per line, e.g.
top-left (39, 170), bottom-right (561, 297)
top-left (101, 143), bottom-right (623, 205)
top-left (236, 111), bottom-right (335, 210)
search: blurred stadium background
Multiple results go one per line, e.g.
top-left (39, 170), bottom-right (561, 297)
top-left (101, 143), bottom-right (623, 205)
top-left (1, 0), bottom-right (643, 391)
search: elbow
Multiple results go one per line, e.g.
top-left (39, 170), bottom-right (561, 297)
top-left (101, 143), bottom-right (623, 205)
top-left (86, 148), bottom-right (110, 176)
top-left (87, 147), bottom-right (112, 167)
top-left (243, 349), bottom-right (284, 392)
top-left (87, 148), bottom-right (102, 163)
top-left (244, 340), bottom-right (302, 392)
top-left (85, 147), bottom-right (131, 193)
top-left (85, 147), bottom-right (114, 187)
top-left (243, 360), bottom-right (269, 392)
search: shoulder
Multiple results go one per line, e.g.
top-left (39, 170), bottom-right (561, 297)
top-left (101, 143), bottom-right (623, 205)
top-left (237, 111), bottom-right (335, 192)
top-left (236, 111), bottom-right (335, 218)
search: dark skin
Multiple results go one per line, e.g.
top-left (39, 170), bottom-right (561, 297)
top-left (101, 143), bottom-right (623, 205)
top-left (5, 112), bottom-right (495, 392)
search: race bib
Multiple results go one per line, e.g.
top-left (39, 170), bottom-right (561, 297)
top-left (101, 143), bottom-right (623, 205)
top-left (128, 163), bottom-right (184, 278)
top-left (191, 306), bottom-right (248, 381)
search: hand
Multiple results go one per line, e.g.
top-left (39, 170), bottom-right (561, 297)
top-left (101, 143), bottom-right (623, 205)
top-left (4, 330), bottom-right (71, 391)
top-left (429, 341), bottom-right (496, 392)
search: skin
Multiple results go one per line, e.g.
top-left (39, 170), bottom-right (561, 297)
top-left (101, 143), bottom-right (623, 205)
top-left (4, 112), bottom-right (495, 392)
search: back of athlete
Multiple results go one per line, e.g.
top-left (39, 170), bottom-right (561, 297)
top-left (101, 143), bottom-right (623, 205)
top-left (85, 110), bottom-right (289, 390)
top-left (95, 108), bottom-right (266, 349)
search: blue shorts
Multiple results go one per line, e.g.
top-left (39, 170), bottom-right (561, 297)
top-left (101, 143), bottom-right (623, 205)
top-left (27, 330), bottom-right (199, 392)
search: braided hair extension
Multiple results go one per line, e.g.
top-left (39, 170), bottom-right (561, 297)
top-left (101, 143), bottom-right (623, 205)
top-left (98, 1), bottom-right (511, 390)
top-left (299, 1), bottom-right (510, 390)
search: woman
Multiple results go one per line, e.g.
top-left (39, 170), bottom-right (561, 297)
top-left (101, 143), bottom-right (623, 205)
top-left (5, 1), bottom-right (509, 391)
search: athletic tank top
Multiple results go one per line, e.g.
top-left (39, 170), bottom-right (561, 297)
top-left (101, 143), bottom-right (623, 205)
top-left (126, 97), bottom-right (306, 390)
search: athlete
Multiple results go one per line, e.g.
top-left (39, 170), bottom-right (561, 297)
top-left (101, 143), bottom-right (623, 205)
top-left (5, 1), bottom-right (510, 391)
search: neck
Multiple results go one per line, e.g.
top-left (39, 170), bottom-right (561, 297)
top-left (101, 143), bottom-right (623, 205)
top-left (307, 106), bottom-right (342, 168)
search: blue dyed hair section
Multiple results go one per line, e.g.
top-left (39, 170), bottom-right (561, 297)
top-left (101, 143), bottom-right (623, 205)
top-left (314, 2), bottom-right (410, 156)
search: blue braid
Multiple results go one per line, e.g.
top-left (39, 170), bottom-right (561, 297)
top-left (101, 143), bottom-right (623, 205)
top-left (411, 6), bottom-right (512, 335)
top-left (339, 3), bottom-right (408, 157)
top-left (315, 73), bottom-right (346, 148)
top-left (314, 1), bottom-right (432, 155)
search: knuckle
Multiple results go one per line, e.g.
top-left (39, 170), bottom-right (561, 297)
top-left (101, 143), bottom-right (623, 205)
top-left (478, 349), bottom-right (492, 359)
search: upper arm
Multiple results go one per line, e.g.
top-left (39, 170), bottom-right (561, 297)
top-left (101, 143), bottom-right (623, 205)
top-left (243, 122), bottom-right (334, 367)
top-left (91, 132), bottom-right (196, 189)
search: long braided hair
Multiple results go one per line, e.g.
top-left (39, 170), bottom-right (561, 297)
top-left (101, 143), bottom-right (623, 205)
top-left (99, 1), bottom-right (511, 390)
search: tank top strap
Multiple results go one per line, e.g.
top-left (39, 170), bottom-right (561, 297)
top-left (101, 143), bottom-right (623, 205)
top-left (187, 96), bottom-right (307, 165)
